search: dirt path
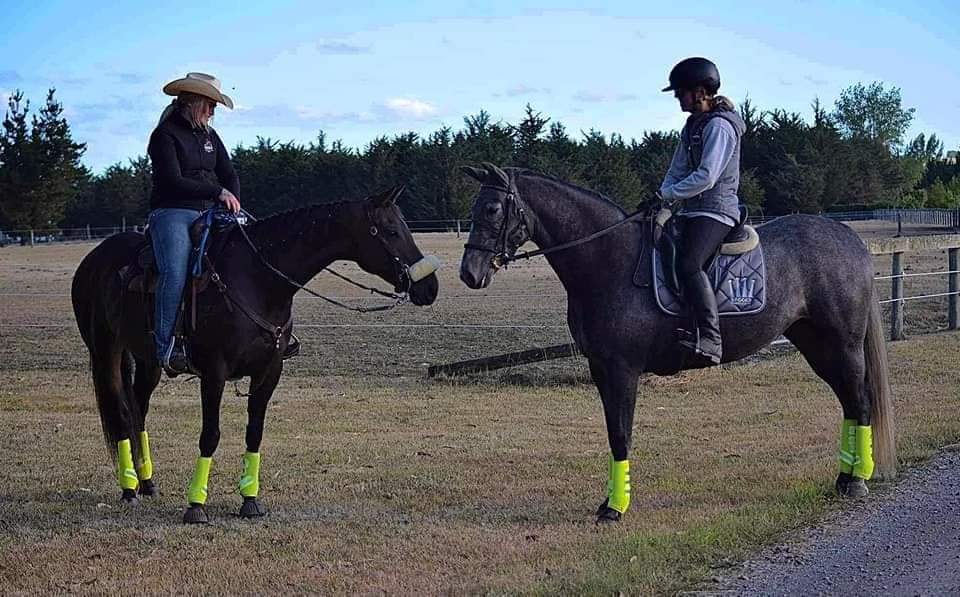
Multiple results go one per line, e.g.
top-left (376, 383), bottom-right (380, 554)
top-left (698, 447), bottom-right (960, 596)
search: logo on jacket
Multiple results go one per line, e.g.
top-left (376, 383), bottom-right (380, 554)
top-left (728, 277), bottom-right (756, 305)
top-left (203, 140), bottom-right (214, 153)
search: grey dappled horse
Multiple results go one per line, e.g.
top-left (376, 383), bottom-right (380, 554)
top-left (459, 164), bottom-right (895, 523)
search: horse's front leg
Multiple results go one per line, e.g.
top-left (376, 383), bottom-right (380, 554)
top-left (237, 359), bottom-right (283, 519)
top-left (588, 356), bottom-right (641, 524)
top-left (183, 373), bottom-right (226, 524)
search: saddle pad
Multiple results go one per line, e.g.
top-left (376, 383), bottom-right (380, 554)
top-left (652, 244), bottom-right (766, 317)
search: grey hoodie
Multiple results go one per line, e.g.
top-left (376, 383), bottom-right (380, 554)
top-left (660, 99), bottom-right (746, 224)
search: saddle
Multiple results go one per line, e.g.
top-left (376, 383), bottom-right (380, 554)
top-left (634, 206), bottom-right (767, 317)
top-left (119, 209), bottom-right (241, 295)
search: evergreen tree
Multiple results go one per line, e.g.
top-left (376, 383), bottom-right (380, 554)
top-left (0, 89), bottom-right (86, 229)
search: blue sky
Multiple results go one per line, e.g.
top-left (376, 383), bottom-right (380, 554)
top-left (2, 0), bottom-right (958, 173)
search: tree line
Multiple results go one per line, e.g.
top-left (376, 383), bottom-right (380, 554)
top-left (1, 82), bottom-right (958, 232)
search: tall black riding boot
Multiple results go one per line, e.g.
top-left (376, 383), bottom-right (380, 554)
top-left (677, 271), bottom-right (722, 366)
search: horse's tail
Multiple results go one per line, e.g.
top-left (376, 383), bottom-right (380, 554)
top-left (866, 284), bottom-right (897, 479)
top-left (72, 245), bottom-right (141, 464)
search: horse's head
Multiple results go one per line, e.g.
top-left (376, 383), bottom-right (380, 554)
top-left (459, 163), bottom-right (532, 289)
top-left (352, 185), bottom-right (439, 306)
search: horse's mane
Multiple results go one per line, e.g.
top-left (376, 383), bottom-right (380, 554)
top-left (508, 168), bottom-right (629, 216)
top-left (248, 199), bottom-right (361, 239)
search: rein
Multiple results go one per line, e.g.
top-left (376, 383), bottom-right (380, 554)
top-left (199, 205), bottom-right (416, 350)
top-left (507, 209), bottom-right (649, 263)
top-left (235, 221), bottom-right (408, 314)
top-left (466, 184), bottom-right (656, 268)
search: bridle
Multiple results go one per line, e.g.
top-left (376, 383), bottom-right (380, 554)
top-left (463, 182), bottom-right (654, 270)
top-left (202, 203), bottom-right (439, 351)
top-left (462, 183), bottom-right (533, 270)
top-left (234, 205), bottom-right (415, 314)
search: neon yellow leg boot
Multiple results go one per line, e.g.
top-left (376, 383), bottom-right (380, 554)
top-left (598, 457), bottom-right (630, 521)
top-left (117, 439), bottom-right (139, 501)
top-left (853, 425), bottom-right (875, 480)
top-left (838, 419), bottom-right (856, 475)
top-left (137, 431), bottom-right (158, 496)
top-left (184, 456), bottom-right (213, 524)
top-left (238, 451), bottom-right (267, 518)
top-left (238, 451), bottom-right (261, 498)
top-left (187, 457), bottom-right (212, 505)
top-left (836, 420), bottom-right (873, 498)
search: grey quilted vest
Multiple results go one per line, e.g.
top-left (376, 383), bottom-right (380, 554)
top-left (680, 105), bottom-right (746, 222)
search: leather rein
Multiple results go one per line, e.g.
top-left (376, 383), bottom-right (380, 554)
top-left (202, 206), bottom-right (415, 349)
top-left (463, 184), bottom-right (656, 269)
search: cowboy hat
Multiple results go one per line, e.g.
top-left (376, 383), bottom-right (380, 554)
top-left (163, 72), bottom-right (234, 109)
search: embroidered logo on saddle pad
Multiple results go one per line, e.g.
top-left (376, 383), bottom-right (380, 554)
top-left (652, 244), bottom-right (767, 317)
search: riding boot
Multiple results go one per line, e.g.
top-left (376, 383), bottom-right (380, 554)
top-left (677, 271), bottom-right (722, 366)
top-left (161, 337), bottom-right (195, 378)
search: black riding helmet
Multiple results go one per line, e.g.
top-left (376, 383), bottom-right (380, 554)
top-left (662, 57), bottom-right (720, 94)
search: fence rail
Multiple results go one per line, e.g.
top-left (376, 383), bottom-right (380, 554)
top-left (4, 209), bottom-right (960, 247)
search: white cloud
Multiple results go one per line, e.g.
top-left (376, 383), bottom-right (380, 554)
top-left (381, 97), bottom-right (437, 119)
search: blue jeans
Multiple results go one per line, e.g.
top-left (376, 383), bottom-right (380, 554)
top-left (148, 208), bottom-right (200, 360)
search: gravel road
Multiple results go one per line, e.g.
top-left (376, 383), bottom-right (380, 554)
top-left (695, 446), bottom-right (960, 596)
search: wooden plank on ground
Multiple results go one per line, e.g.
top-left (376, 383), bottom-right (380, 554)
top-left (427, 343), bottom-right (578, 377)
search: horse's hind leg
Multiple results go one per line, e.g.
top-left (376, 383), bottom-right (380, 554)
top-left (90, 337), bottom-right (140, 504)
top-left (131, 355), bottom-right (161, 497)
top-left (785, 319), bottom-right (872, 497)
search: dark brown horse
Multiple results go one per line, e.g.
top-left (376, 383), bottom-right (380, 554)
top-left (459, 164), bottom-right (895, 523)
top-left (72, 186), bottom-right (439, 523)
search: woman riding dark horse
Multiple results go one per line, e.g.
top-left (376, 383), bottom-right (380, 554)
top-left (660, 57), bottom-right (746, 367)
top-left (148, 72), bottom-right (250, 378)
top-left (72, 186), bottom-right (440, 523)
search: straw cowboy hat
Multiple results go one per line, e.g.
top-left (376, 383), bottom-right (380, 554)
top-left (163, 72), bottom-right (234, 109)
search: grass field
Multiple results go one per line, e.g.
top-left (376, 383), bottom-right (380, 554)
top-left (2, 223), bottom-right (960, 594)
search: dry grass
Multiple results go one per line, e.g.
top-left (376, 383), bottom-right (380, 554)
top-left (1, 226), bottom-right (960, 595)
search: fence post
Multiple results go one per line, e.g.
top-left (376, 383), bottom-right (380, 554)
top-left (456, 220), bottom-right (461, 239)
top-left (29, 229), bottom-right (34, 247)
top-left (950, 248), bottom-right (958, 331)
top-left (122, 216), bottom-right (126, 232)
top-left (86, 224), bottom-right (91, 240)
top-left (890, 252), bottom-right (904, 340)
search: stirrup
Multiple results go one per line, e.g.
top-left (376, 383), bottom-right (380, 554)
top-left (282, 333), bottom-right (301, 360)
top-left (675, 328), bottom-right (721, 366)
top-left (161, 339), bottom-right (197, 378)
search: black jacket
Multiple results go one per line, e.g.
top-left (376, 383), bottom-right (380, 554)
top-left (147, 111), bottom-right (239, 211)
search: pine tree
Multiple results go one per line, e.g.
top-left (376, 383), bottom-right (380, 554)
top-left (0, 89), bottom-right (86, 229)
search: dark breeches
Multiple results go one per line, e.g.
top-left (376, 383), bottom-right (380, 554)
top-left (678, 216), bottom-right (732, 277)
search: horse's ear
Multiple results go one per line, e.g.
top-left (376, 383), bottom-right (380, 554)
top-left (460, 164), bottom-right (487, 183)
top-left (372, 184), bottom-right (405, 207)
top-left (481, 162), bottom-right (510, 188)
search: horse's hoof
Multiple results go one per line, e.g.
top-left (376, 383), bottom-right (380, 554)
top-left (239, 497), bottom-right (267, 519)
top-left (120, 488), bottom-right (140, 506)
top-left (836, 472), bottom-right (869, 498)
top-left (596, 499), bottom-right (609, 517)
top-left (183, 504), bottom-right (210, 524)
top-left (595, 506), bottom-right (622, 524)
top-left (138, 479), bottom-right (159, 497)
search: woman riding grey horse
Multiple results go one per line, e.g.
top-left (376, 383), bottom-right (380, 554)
top-left (660, 57), bottom-right (746, 367)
